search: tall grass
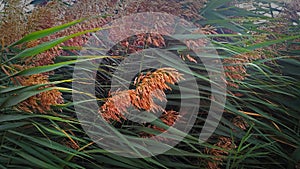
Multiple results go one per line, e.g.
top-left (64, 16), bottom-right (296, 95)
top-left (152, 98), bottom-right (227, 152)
top-left (0, 0), bottom-right (299, 168)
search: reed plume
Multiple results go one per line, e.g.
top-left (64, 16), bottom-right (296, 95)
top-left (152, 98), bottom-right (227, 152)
top-left (99, 67), bottom-right (183, 122)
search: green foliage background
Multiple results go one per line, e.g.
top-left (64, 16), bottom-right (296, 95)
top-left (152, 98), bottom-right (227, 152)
top-left (0, 0), bottom-right (299, 168)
